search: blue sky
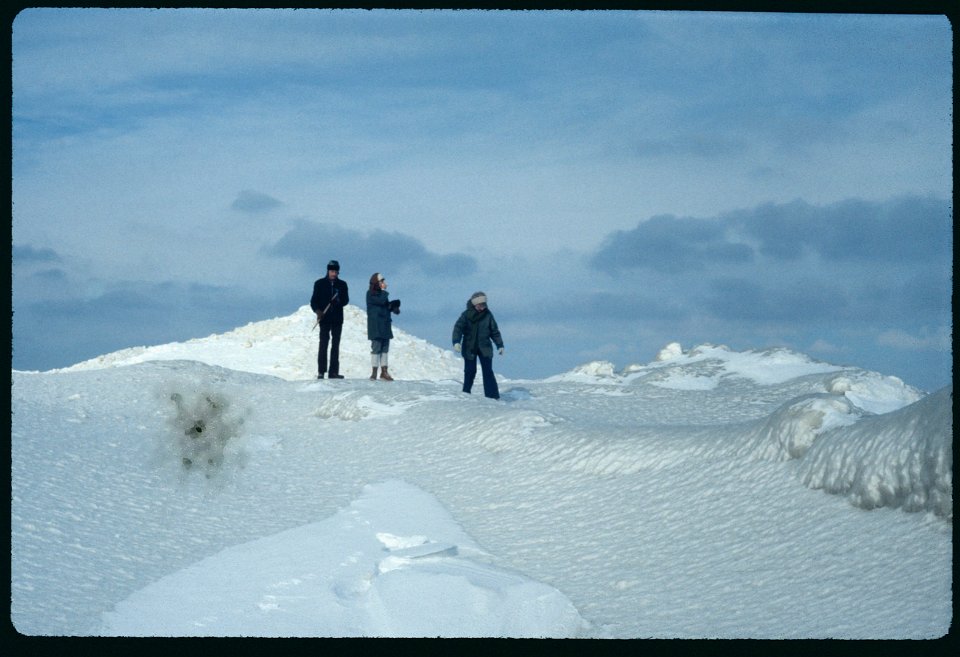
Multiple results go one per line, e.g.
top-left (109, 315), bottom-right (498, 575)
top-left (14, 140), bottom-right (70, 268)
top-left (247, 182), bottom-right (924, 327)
top-left (11, 8), bottom-right (953, 391)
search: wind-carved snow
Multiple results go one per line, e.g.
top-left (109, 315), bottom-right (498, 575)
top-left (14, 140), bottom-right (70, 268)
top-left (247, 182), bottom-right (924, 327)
top-left (10, 308), bottom-right (952, 638)
top-left (312, 387), bottom-right (463, 421)
top-left (738, 393), bottom-right (864, 461)
top-left (798, 386), bottom-right (953, 519)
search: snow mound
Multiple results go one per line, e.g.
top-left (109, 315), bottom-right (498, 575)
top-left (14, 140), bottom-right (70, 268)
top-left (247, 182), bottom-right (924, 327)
top-left (825, 372), bottom-right (923, 415)
top-left (100, 480), bottom-right (587, 637)
top-left (545, 360), bottom-right (618, 382)
top-left (53, 305), bottom-right (463, 382)
top-left (552, 342), bottom-right (846, 388)
top-left (554, 342), bottom-right (923, 415)
top-left (739, 394), bottom-right (864, 461)
top-left (637, 343), bottom-right (846, 386)
top-left (655, 342), bottom-right (684, 361)
top-left (797, 386), bottom-right (953, 519)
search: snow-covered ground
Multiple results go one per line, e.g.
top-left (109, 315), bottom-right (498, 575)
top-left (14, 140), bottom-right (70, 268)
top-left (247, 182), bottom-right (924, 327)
top-left (11, 306), bottom-right (952, 637)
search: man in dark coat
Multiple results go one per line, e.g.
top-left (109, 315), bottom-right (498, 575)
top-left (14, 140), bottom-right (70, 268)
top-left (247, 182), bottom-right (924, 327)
top-left (311, 260), bottom-right (349, 379)
top-left (452, 291), bottom-right (504, 399)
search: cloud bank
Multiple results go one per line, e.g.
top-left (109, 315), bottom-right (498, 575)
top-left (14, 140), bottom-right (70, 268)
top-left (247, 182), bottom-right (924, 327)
top-left (587, 196), bottom-right (951, 327)
top-left (591, 196), bottom-right (950, 273)
top-left (264, 220), bottom-right (478, 278)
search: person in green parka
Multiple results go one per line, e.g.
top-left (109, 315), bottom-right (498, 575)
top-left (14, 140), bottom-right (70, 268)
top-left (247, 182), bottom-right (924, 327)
top-left (452, 291), bottom-right (504, 399)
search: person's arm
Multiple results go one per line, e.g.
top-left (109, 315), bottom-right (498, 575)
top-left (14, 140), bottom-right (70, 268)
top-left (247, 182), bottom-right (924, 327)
top-left (310, 280), bottom-right (323, 313)
top-left (452, 312), bottom-right (466, 346)
top-left (489, 314), bottom-right (504, 350)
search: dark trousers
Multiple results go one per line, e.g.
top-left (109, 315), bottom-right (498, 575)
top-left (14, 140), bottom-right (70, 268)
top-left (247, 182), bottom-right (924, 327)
top-left (318, 323), bottom-right (342, 376)
top-left (463, 354), bottom-right (499, 399)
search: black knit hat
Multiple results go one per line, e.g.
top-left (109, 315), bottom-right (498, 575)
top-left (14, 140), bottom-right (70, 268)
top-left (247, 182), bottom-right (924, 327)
top-left (327, 260), bottom-right (340, 271)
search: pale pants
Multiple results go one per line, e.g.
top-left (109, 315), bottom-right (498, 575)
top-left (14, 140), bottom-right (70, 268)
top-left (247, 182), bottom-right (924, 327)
top-left (371, 339), bottom-right (390, 368)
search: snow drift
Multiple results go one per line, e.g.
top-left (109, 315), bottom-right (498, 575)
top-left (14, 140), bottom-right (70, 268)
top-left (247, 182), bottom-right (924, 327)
top-left (11, 306), bottom-right (952, 638)
top-left (798, 385), bottom-right (953, 519)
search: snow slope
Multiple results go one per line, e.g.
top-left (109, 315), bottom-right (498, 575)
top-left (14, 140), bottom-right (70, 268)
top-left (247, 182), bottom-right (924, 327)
top-left (11, 307), bottom-right (953, 638)
top-left (53, 305), bottom-right (464, 382)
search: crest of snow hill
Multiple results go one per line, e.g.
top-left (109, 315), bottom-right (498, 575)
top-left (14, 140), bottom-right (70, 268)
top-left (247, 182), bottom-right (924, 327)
top-left (57, 305), bottom-right (464, 382)
top-left (52, 306), bottom-right (951, 520)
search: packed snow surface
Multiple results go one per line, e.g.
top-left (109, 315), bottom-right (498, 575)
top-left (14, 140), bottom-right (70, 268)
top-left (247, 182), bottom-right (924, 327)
top-left (11, 307), bottom-right (952, 638)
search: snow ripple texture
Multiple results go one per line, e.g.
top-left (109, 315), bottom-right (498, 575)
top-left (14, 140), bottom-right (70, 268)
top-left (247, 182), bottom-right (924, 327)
top-left (11, 310), bottom-right (951, 638)
top-left (797, 386), bottom-right (952, 519)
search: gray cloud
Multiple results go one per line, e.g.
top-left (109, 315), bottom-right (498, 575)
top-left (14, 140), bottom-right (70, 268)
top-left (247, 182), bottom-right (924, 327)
top-left (231, 190), bottom-right (283, 215)
top-left (589, 214), bottom-right (754, 274)
top-left (12, 254), bottom-right (79, 302)
top-left (591, 196), bottom-right (951, 275)
top-left (263, 220), bottom-right (478, 278)
top-left (726, 196), bottom-right (952, 263)
top-left (13, 244), bottom-right (62, 264)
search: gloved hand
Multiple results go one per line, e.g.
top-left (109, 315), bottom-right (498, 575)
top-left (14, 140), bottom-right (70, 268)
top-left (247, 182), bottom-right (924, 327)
top-left (498, 347), bottom-right (504, 355)
top-left (389, 299), bottom-right (401, 314)
top-left (454, 343), bottom-right (461, 353)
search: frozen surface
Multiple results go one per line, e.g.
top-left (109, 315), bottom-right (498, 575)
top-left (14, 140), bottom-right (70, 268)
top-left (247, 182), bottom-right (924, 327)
top-left (11, 308), bottom-right (952, 638)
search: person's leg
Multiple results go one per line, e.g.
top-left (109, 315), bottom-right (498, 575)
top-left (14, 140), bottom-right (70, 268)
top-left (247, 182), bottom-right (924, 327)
top-left (479, 354), bottom-right (500, 399)
top-left (318, 326), bottom-right (331, 377)
top-left (378, 339), bottom-right (393, 381)
top-left (370, 341), bottom-right (381, 379)
top-left (329, 322), bottom-right (343, 377)
top-left (463, 356), bottom-right (477, 393)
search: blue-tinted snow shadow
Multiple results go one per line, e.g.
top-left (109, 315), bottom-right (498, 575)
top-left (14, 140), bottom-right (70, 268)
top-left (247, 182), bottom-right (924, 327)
top-left (501, 387), bottom-right (533, 402)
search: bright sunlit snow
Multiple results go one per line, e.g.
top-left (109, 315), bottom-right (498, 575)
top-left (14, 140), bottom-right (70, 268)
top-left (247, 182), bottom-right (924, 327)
top-left (11, 306), bottom-right (952, 638)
